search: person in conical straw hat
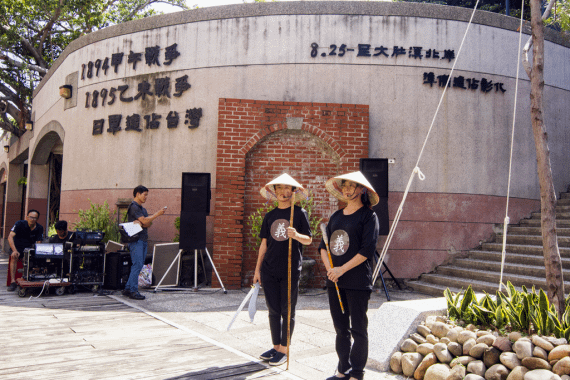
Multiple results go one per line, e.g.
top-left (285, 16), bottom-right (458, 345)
top-left (319, 171), bottom-right (379, 380)
top-left (254, 173), bottom-right (312, 366)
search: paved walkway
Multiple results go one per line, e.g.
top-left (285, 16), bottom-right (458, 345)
top-left (1, 251), bottom-right (428, 379)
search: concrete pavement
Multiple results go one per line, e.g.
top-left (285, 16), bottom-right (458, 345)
top-left (1, 249), bottom-right (431, 379)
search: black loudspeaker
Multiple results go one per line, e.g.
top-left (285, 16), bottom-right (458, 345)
top-left (182, 172), bottom-right (211, 214)
top-left (103, 251), bottom-right (131, 290)
top-left (179, 211), bottom-right (207, 250)
top-left (360, 158), bottom-right (390, 235)
top-left (360, 158), bottom-right (388, 198)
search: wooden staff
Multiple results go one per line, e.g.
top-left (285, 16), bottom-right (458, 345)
top-left (320, 223), bottom-right (345, 314)
top-left (286, 191), bottom-right (295, 370)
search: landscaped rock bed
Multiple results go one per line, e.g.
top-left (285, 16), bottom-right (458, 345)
top-left (390, 315), bottom-right (570, 380)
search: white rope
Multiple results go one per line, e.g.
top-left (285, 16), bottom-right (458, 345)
top-left (372, 0), bottom-right (481, 285)
top-left (28, 281), bottom-right (49, 300)
top-left (498, 2), bottom-right (526, 292)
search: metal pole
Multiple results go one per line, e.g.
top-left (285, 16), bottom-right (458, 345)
top-left (203, 248), bottom-right (227, 294)
top-left (194, 249), bottom-right (198, 290)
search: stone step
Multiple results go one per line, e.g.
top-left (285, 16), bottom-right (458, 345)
top-left (506, 226), bottom-right (570, 237)
top-left (520, 218), bottom-right (570, 227)
top-left (496, 234), bottom-right (570, 247)
top-left (453, 257), bottom-right (570, 278)
top-left (481, 242), bottom-right (570, 256)
top-left (406, 190), bottom-right (570, 297)
top-left (435, 265), bottom-right (570, 291)
top-left (414, 274), bottom-right (511, 295)
top-left (404, 280), bottom-right (461, 297)
top-left (531, 211), bottom-right (570, 219)
top-left (417, 272), bottom-right (570, 294)
top-left (469, 250), bottom-right (570, 267)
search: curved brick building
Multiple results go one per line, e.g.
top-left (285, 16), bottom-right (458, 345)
top-left (1, 1), bottom-right (569, 289)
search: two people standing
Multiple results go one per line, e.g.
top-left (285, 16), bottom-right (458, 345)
top-left (254, 172), bottom-right (379, 380)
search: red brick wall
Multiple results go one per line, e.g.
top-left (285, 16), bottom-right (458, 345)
top-left (214, 99), bottom-right (369, 289)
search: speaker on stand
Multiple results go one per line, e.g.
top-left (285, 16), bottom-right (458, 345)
top-left (359, 158), bottom-right (402, 300)
top-left (154, 172), bottom-right (226, 294)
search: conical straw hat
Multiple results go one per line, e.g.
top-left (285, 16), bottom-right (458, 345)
top-left (260, 173), bottom-right (309, 201)
top-left (325, 171), bottom-right (379, 206)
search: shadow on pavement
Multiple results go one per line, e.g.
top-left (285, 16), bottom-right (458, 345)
top-left (164, 361), bottom-right (272, 380)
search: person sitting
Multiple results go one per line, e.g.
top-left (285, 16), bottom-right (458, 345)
top-left (49, 220), bottom-right (73, 243)
top-left (7, 209), bottom-right (44, 291)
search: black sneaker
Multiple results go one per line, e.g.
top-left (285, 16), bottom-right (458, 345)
top-left (259, 348), bottom-right (277, 361)
top-left (326, 375), bottom-right (347, 380)
top-left (269, 352), bottom-right (286, 366)
top-left (129, 291), bottom-right (145, 300)
top-left (7, 282), bottom-right (17, 291)
top-left (122, 289), bottom-right (131, 297)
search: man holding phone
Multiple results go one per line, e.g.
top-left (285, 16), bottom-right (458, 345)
top-left (123, 185), bottom-right (167, 300)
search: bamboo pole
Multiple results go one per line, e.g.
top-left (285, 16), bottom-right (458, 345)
top-left (286, 192), bottom-right (295, 370)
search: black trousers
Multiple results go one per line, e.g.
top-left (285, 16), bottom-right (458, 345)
top-left (328, 287), bottom-right (371, 380)
top-left (261, 270), bottom-right (300, 347)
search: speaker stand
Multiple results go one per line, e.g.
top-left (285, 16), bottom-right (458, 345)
top-left (373, 250), bottom-right (402, 301)
top-left (194, 248), bottom-right (227, 294)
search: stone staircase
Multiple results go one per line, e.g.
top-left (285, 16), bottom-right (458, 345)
top-left (407, 190), bottom-right (570, 297)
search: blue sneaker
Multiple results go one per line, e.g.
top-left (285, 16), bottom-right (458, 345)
top-left (259, 348), bottom-right (277, 361)
top-left (269, 352), bottom-right (287, 366)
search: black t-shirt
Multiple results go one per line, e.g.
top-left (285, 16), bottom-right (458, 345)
top-left (319, 207), bottom-right (379, 290)
top-left (127, 201), bottom-right (148, 242)
top-left (49, 231), bottom-right (73, 243)
top-left (11, 220), bottom-right (44, 254)
top-left (260, 205), bottom-right (312, 278)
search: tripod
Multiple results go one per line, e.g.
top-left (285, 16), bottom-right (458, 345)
top-left (154, 247), bottom-right (227, 294)
top-left (373, 250), bottom-right (401, 301)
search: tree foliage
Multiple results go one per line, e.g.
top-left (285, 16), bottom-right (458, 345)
top-left (396, 0), bottom-right (529, 16)
top-left (398, 0), bottom-right (570, 31)
top-left (0, 0), bottom-right (187, 136)
top-left (546, 0), bottom-right (570, 31)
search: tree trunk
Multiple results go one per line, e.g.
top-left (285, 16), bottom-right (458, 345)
top-left (529, 0), bottom-right (565, 316)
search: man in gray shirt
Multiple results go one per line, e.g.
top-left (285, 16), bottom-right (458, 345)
top-left (123, 185), bottom-right (166, 300)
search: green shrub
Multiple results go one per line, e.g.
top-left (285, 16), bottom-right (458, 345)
top-left (445, 282), bottom-right (570, 339)
top-left (74, 200), bottom-right (119, 243)
top-left (173, 216), bottom-right (180, 242)
top-left (247, 201), bottom-right (278, 252)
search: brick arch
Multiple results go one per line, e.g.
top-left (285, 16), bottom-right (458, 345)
top-left (214, 98), bottom-right (369, 289)
top-left (238, 121), bottom-right (346, 158)
top-left (242, 128), bottom-right (343, 287)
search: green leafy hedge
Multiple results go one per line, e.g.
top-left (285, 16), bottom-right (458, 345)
top-left (74, 200), bottom-right (119, 243)
top-left (446, 282), bottom-right (570, 339)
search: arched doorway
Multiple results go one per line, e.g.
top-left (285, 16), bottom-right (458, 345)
top-left (29, 122), bottom-right (65, 231)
